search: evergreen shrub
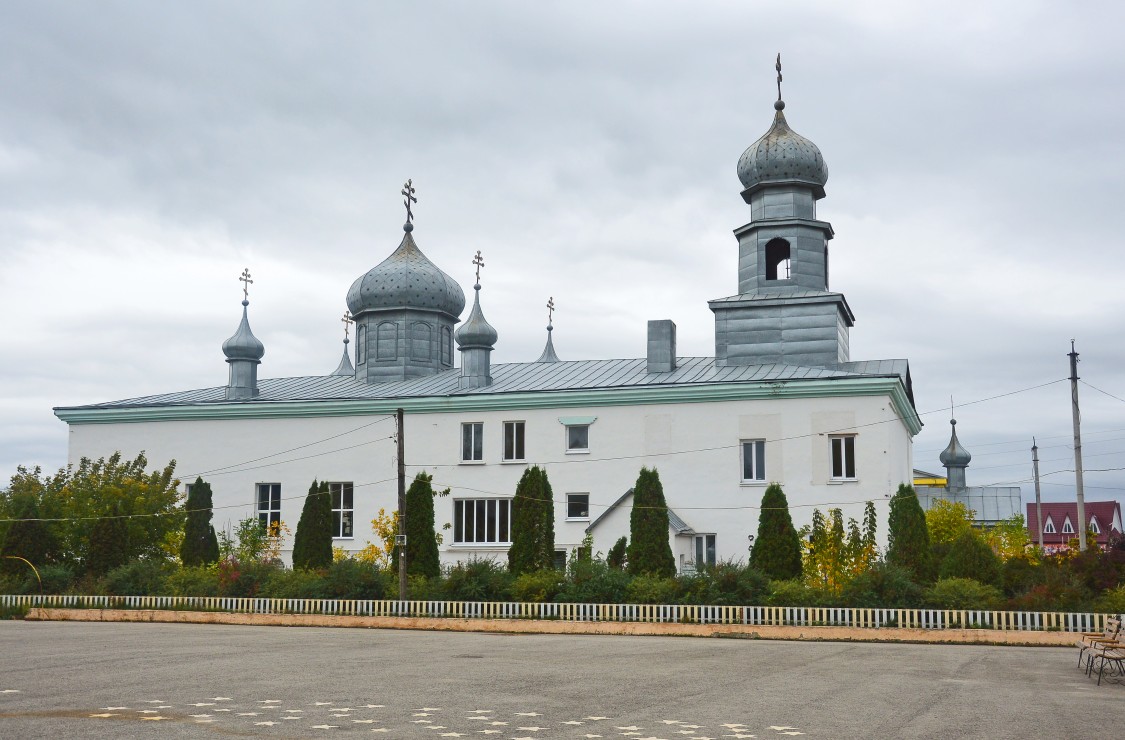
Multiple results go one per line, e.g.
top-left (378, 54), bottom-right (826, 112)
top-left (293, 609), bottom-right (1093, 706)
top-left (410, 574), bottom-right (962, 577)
top-left (627, 468), bottom-right (675, 578)
top-left (748, 483), bottom-right (802, 581)
top-left (442, 558), bottom-right (512, 601)
top-left (939, 530), bottom-right (1001, 586)
top-left (403, 473), bottom-right (442, 579)
top-left (508, 467), bottom-right (555, 575)
top-left (923, 577), bottom-right (1003, 610)
top-left (100, 559), bottom-right (175, 596)
top-left (181, 477), bottom-right (220, 567)
top-left (606, 537), bottom-right (628, 570)
top-left (842, 562), bottom-right (923, 608)
top-left (323, 559), bottom-right (387, 599)
top-left (887, 484), bottom-right (932, 582)
top-left (557, 558), bottom-right (631, 604)
top-left (292, 480), bottom-right (333, 570)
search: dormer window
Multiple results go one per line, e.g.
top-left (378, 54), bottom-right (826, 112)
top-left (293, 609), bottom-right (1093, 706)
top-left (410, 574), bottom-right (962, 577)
top-left (1090, 516), bottom-right (1100, 534)
top-left (1043, 517), bottom-right (1056, 534)
top-left (1062, 517), bottom-right (1074, 534)
top-left (765, 238), bottom-right (791, 280)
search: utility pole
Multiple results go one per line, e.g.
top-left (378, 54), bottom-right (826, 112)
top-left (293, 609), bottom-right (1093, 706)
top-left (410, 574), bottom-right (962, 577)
top-left (1068, 341), bottom-right (1087, 552)
top-left (396, 407), bottom-right (407, 600)
top-left (1032, 437), bottom-right (1043, 549)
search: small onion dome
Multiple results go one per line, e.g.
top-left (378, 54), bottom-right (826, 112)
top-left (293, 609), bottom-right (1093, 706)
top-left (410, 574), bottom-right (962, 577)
top-left (455, 284), bottom-right (498, 349)
top-left (939, 419), bottom-right (972, 467)
top-left (737, 100), bottom-right (828, 199)
top-left (535, 324), bottom-right (560, 363)
top-left (346, 226), bottom-right (466, 319)
top-left (222, 300), bottom-right (265, 361)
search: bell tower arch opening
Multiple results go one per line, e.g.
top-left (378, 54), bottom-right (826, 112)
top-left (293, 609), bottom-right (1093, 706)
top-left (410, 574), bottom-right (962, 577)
top-left (765, 238), bottom-right (791, 281)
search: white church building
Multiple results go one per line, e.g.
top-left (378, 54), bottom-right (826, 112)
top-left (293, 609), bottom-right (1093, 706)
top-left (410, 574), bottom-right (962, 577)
top-left (55, 82), bottom-right (920, 571)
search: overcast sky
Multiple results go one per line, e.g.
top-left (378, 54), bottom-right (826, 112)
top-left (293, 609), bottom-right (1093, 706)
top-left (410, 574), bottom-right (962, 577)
top-left (2, 1), bottom-right (1123, 512)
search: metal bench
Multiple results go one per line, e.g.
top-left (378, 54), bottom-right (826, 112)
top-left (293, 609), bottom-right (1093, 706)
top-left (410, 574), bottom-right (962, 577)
top-left (1090, 643), bottom-right (1125, 686)
top-left (1077, 616), bottom-right (1121, 674)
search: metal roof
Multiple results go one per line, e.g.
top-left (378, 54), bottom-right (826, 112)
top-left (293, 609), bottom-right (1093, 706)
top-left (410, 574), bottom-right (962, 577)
top-left (585, 487), bottom-right (695, 536)
top-left (63, 356), bottom-right (912, 411)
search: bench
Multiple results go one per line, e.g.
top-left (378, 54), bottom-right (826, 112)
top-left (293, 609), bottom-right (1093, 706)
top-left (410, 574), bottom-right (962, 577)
top-left (1091, 644), bottom-right (1125, 686)
top-left (1077, 616), bottom-right (1121, 674)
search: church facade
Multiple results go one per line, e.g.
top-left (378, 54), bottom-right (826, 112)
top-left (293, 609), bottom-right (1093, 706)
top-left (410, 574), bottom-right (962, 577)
top-left (55, 82), bottom-right (921, 570)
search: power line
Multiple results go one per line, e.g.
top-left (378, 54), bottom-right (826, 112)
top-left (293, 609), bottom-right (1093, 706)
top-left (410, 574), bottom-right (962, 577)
top-left (1080, 380), bottom-right (1125, 406)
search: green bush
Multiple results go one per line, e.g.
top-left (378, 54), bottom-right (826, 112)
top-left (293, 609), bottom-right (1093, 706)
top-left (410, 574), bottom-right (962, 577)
top-left (100, 559), bottom-right (175, 596)
top-left (767, 579), bottom-right (831, 607)
top-left (923, 577), bottom-right (1003, 610)
top-left (511, 570), bottom-right (565, 603)
top-left (323, 559), bottom-right (387, 600)
top-left (842, 562), bottom-right (923, 608)
top-left (749, 483), bottom-right (803, 581)
top-left (34, 564), bottom-right (77, 595)
top-left (219, 560), bottom-right (282, 597)
top-left (292, 480), bottom-right (333, 571)
top-left (441, 558), bottom-right (512, 601)
top-left (1094, 585), bottom-right (1125, 615)
top-left (606, 537), bottom-right (627, 570)
top-left (625, 574), bottom-right (678, 604)
top-left (260, 568), bottom-right (328, 599)
top-left (938, 530), bottom-right (1001, 587)
top-left (887, 484), bottom-right (932, 582)
top-left (165, 565), bottom-right (220, 597)
top-left (627, 468), bottom-right (675, 578)
top-left (406, 574), bottom-right (440, 600)
top-left (1001, 556), bottom-right (1042, 598)
top-left (557, 558), bottom-right (631, 604)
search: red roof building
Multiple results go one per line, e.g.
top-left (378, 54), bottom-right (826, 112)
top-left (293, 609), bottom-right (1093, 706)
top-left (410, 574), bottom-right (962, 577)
top-left (1026, 501), bottom-right (1123, 552)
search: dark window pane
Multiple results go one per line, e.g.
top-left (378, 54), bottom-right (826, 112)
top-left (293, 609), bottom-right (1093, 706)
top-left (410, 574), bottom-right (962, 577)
top-left (271, 485), bottom-right (280, 507)
top-left (332, 486), bottom-right (342, 509)
top-left (499, 500), bottom-right (509, 543)
top-left (472, 423), bottom-right (483, 460)
top-left (706, 534), bottom-right (716, 566)
top-left (486, 499), bottom-right (496, 542)
top-left (475, 500), bottom-right (486, 542)
top-left (515, 423), bottom-right (525, 459)
top-left (568, 494), bottom-right (589, 518)
top-left (333, 511), bottom-right (342, 537)
top-left (341, 512), bottom-right (353, 538)
top-left (568, 425), bottom-right (588, 450)
top-left (343, 484), bottom-right (352, 509)
top-left (454, 501), bottom-right (464, 543)
top-left (831, 439), bottom-right (843, 478)
top-left (462, 425), bottom-right (472, 461)
top-left (844, 437), bottom-right (856, 478)
top-left (464, 500), bottom-right (475, 542)
top-left (755, 441), bottom-right (766, 480)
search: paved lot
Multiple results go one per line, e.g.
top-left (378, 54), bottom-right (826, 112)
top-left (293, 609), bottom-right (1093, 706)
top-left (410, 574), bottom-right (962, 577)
top-left (0, 622), bottom-right (1120, 739)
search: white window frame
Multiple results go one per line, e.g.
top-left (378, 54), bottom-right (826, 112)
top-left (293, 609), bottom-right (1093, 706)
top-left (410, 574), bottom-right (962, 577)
top-left (461, 422), bottom-right (484, 463)
top-left (256, 483), bottom-right (281, 529)
top-left (328, 482), bottom-right (354, 539)
top-left (566, 492), bottom-right (590, 521)
top-left (566, 424), bottom-right (590, 453)
top-left (452, 498), bottom-right (511, 545)
top-left (1090, 516), bottom-right (1100, 534)
top-left (740, 439), bottom-right (766, 483)
top-left (829, 435), bottom-right (857, 481)
top-left (1062, 517), bottom-right (1074, 534)
top-left (503, 421), bottom-right (526, 462)
top-left (1043, 517), bottom-right (1056, 534)
top-left (693, 534), bottom-right (717, 569)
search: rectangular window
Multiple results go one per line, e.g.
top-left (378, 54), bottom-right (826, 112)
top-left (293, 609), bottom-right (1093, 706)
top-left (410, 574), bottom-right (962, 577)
top-left (830, 435), bottom-right (857, 480)
top-left (694, 534), bottom-right (716, 568)
top-left (329, 482), bottom-right (354, 538)
top-left (566, 424), bottom-right (589, 452)
top-left (462, 422), bottom-right (484, 462)
top-left (566, 493), bottom-right (590, 520)
top-left (256, 483), bottom-right (281, 529)
top-left (741, 440), bottom-right (766, 482)
top-left (452, 499), bottom-right (511, 544)
top-left (503, 421), bottom-right (525, 461)
top-left (553, 549), bottom-right (568, 571)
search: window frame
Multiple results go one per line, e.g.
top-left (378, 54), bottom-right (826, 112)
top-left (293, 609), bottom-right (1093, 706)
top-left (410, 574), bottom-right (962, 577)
top-left (503, 420), bottom-right (526, 462)
top-left (1043, 517), bottom-right (1056, 534)
top-left (451, 498), bottom-right (512, 545)
top-left (1062, 517), bottom-right (1074, 534)
top-left (829, 434), bottom-right (857, 481)
top-left (740, 439), bottom-right (767, 484)
top-left (693, 534), bottom-right (717, 569)
top-left (256, 483), bottom-right (282, 529)
top-left (566, 492), bottom-right (590, 521)
top-left (565, 424), bottom-right (590, 454)
top-left (328, 481), bottom-right (354, 539)
top-left (461, 421), bottom-right (484, 463)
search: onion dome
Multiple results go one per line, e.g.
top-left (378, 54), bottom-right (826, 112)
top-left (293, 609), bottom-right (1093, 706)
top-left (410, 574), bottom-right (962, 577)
top-left (939, 419), bottom-right (972, 468)
top-left (222, 300), bottom-right (265, 361)
top-left (346, 225), bottom-right (466, 319)
top-left (455, 283), bottom-right (498, 349)
top-left (737, 99), bottom-right (829, 199)
top-left (536, 323), bottom-right (560, 363)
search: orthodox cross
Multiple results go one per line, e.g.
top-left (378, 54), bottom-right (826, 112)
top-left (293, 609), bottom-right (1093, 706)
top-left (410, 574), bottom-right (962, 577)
top-left (775, 53), bottom-right (783, 101)
top-left (547, 296), bottom-right (555, 325)
top-left (239, 268), bottom-right (253, 301)
top-left (472, 250), bottom-right (485, 284)
top-left (401, 179), bottom-right (417, 224)
top-left (341, 310), bottom-right (354, 340)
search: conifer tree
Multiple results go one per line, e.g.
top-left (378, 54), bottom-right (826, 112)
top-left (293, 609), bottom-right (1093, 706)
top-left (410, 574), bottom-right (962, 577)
top-left (606, 536), bottom-right (628, 570)
top-left (509, 466), bottom-right (554, 575)
top-left (404, 472), bottom-right (441, 579)
top-left (627, 467), bottom-right (675, 578)
top-left (180, 477), bottom-right (220, 567)
top-left (886, 484), bottom-right (932, 582)
top-left (292, 479), bottom-right (333, 570)
top-left (749, 483), bottom-right (803, 580)
top-left (86, 504), bottom-right (130, 576)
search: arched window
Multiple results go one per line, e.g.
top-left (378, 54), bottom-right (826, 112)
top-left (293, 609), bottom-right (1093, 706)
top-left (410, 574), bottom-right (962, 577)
top-left (441, 326), bottom-right (453, 366)
top-left (1062, 517), bottom-right (1074, 534)
top-left (411, 322), bottom-right (432, 362)
top-left (1090, 516), bottom-right (1100, 534)
top-left (377, 321), bottom-right (398, 361)
top-left (765, 238), bottom-right (791, 281)
top-left (1043, 517), bottom-right (1056, 534)
top-left (356, 324), bottom-right (367, 364)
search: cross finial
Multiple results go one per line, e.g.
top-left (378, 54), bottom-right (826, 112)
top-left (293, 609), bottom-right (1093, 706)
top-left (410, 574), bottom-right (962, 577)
top-left (341, 310), bottom-right (354, 341)
top-left (239, 268), bottom-right (253, 302)
top-left (775, 53), bottom-right (783, 102)
top-left (472, 250), bottom-right (485, 285)
top-left (401, 179), bottom-right (417, 225)
top-left (547, 296), bottom-right (555, 326)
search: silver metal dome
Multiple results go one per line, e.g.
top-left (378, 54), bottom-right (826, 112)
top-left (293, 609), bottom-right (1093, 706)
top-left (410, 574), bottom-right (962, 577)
top-left (222, 301), bottom-right (265, 361)
top-left (939, 419), bottom-right (972, 467)
top-left (346, 229), bottom-right (466, 319)
top-left (455, 285), bottom-right (498, 349)
top-left (737, 102), bottom-right (828, 198)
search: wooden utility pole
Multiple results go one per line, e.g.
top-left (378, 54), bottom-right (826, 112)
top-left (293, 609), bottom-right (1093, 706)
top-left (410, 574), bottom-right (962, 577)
top-left (1032, 438), bottom-right (1044, 549)
top-left (396, 407), bottom-right (407, 600)
top-left (1068, 342), bottom-right (1088, 551)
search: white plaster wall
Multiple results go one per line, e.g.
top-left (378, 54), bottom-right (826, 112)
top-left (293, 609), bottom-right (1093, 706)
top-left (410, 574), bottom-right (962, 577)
top-left (66, 392), bottom-right (914, 569)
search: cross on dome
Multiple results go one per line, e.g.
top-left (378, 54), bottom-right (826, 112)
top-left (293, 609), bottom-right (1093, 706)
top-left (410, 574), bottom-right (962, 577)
top-left (775, 52), bottom-right (783, 102)
top-left (547, 296), bottom-right (555, 327)
top-left (472, 250), bottom-right (485, 286)
top-left (239, 268), bottom-right (253, 303)
top-left (341, 310), bottom-right (354, 341)
top-left (401, 179), bottom-right (417, 227)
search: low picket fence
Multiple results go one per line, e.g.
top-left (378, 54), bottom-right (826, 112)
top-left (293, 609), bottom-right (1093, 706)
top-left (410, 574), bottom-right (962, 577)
top-left (1, 593), bottom-right (1116, 633)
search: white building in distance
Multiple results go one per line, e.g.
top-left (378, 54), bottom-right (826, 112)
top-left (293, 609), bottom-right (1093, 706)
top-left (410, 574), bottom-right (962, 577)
top-left (55, 81), bottom-right (920, 570)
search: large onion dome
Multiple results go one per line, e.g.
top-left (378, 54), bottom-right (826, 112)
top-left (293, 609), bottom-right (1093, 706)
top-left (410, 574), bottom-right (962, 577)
top-left (222, 300), bottom-right (265, 361)
top-left (737, 100), bottom-right (828, 200)
top-left (346, 226), bottom-right (466, 319)
top-left (939, 419), bottom-right (972, 468)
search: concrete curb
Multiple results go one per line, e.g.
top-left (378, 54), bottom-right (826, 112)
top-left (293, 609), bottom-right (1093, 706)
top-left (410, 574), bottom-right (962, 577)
top-left (25, 608), bottom-right (1075, 646)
